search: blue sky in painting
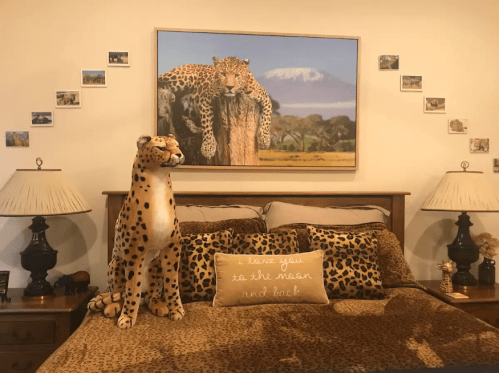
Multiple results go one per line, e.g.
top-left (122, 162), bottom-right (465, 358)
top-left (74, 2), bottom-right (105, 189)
top-left (157, 31), bottom-right (358, 84)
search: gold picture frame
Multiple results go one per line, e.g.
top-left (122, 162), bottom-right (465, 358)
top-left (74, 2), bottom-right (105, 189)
top-left (156, 28), bottom-right (360, 171)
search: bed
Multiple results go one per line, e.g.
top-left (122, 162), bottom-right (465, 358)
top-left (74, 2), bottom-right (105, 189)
top-left (37, 191), bottom-right (499, 373)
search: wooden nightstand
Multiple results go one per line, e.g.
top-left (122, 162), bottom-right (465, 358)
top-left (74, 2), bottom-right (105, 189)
top-left (0, 286), bottom-right (98, 373)
top-left (419, 280), bottom-right (499, 328)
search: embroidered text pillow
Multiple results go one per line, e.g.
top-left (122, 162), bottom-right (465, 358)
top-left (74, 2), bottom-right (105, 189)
top-left (213, 251), bottom-right (329, 307)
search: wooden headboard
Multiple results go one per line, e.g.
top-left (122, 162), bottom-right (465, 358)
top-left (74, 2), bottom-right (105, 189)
top-left (103, 191), bottom-right (410, 263)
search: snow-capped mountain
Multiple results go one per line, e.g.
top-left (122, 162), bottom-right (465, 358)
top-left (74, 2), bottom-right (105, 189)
top-left (258, 67), bottom-right (356, 104)
top-left (257, 67), bottom-right (357, 119)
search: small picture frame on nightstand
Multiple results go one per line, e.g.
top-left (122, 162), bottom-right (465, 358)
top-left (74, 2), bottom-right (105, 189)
top-left (0, 271), bottom-right (11, 302)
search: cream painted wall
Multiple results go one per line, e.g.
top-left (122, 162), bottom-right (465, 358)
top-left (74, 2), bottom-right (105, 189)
top-left (1, 0), bottom-right (499, 291)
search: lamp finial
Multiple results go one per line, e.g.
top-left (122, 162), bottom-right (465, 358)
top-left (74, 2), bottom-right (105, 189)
top-left (461, 161), bottom-right (469, 171)
top-left (36, 158), bottom-right (43, 170)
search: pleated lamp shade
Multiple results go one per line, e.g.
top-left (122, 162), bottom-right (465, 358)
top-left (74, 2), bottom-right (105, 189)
top-left (0, 169), bottom-right (91, 217)
top-left (421, 171), bottom-right (499, 212)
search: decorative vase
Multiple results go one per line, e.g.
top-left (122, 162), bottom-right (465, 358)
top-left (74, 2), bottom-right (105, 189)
top-left (478, 258), bottom-right (495, 286)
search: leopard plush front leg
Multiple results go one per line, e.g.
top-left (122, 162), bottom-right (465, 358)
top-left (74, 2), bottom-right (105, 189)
top-left (144, 256), bottom-right (169, 317)
top-left (162, 231), bottom-right (184, 321)
top-left (199, 97), bottom-right (217, 159)
top-left (118, 253), bottom-right (150, 329)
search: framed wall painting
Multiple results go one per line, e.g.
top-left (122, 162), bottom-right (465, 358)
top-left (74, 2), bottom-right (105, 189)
top-left (156, 29), bottom-right (360, 170)
top-left (56, 90), bottom-right (81, 108)
top-left (81, 70), bottom-right (106, 87)
top-left (424, 97), bottom-right (445, 113)
top-left (108, 51), bottom-right (129, 67)
top-left (31, 111), bottom-right (53, 127)
top-left (400, 75), bottom-right (422, 91)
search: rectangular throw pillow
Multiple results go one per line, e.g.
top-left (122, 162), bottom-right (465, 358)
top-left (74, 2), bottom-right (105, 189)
top-left (264, 201), bottom-right (388, 232)
top-left (232, 230), bottom-right (299, 255)
top-left (213, 251), bottom-right (329, 307)
top-left (307, 226), bottom-right (384, 300)
top-left (271, 223), bottom-right (417, 287)
top-left (179, 229), bottom-right (233, 302)
top-left (180, 217), bottom-right (266, 236)
top-left (176, 205), bottom-right (262, 222)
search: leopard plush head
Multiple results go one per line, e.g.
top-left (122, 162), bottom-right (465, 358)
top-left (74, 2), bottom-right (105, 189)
top-left (136, 134), bottom-right (184, 168)
top-left (212, 56), bottom-right (250, 97)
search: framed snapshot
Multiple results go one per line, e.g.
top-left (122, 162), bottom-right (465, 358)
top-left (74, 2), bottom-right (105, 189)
top-left (6, 131), bottom-right (29, 147)
top-left (493, 158), bottom-right (499, 173)
top-left (156, 29), bottom-right (360, 170)
top-left (82, 70), bottom-right (106, 87)
top-left (31, 111), bottom-right (53, 127)
top-left (448, 119), bottom-right (468, 134)
top-left (400, 75), bottom-right (422, 91)
top-left (424, 97), bottom-right (445, 113)
top-left (470, 138), bottom-right (489, 153)
top-left (56, 90), bottom-right (81, 108)
top-left (108, 51), bottom-right (129, 67)
top-left (378, 55), bottom-right (399, 70)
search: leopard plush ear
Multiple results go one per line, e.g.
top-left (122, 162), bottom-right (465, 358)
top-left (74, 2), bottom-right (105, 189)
top-left (168, 133), bottom-right (176, 140)
top-left (137, 135), bottom-right (151, 149)
top-left (212, 56), bottom-right (219, 65)
top-left (243, 59), bottom-right (250, 65)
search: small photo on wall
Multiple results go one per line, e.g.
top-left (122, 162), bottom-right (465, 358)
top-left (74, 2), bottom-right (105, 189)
top-left (31, 111), bottom-right (53, 126)
top-left (81, 70), bottom-right (106, 87)
top-left (108, 51), bottom-right (129, 66)
top-left (400, 75), bottom-right (422, 91)
top-left (56, 90), bottom-right (81, 108)
top-left (470, 138), bottom-right (489, 153)
top-left (379, 55), bottom-right (399, 70)
top-left (448, 119), bottom-right (468, 134)
top-left (424, 97), bottom-right (445, 113)
top-left (6, 131), bottom-right (29, 147)
top-left (493, 158), bottom-right (499, 173)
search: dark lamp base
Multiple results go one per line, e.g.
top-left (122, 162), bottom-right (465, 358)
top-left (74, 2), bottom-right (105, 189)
top-left (20, 216), bottom-right (58, 297)
top-left (447, 212), bottom-right (479, 287)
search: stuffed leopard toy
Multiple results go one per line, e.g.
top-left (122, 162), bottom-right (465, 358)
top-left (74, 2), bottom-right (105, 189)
top-left (88, 135), bottom-right (185, 329)
top-left (158, 56), bottom-right (272, 159)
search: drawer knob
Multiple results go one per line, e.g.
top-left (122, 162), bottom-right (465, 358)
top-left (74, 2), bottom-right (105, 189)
top-left (12, 361), bottom-right (33, 371)
top-left (11, 331), bottom-right (32, 341)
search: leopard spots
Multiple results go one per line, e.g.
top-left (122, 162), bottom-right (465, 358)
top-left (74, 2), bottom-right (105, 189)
top-left (158, 56), bottom-right (272, 159)
top-left (307, 226), bottom-right (384, 300)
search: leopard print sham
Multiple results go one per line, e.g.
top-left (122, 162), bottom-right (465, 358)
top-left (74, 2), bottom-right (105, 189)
top-left (232, 230), bottom-right (299, 255)
top-left (180, 229), bottom-right (234, 302)
top-left (272, 223), bottom-right (416, 287)
top-left (307, 226), bottom-right (384, 300)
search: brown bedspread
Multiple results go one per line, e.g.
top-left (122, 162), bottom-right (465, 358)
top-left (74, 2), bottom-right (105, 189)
top-left (38, 288), bottom-right (499, 373)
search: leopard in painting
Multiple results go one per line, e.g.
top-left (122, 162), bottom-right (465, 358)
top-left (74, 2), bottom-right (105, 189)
top-left (158, 56), bottom-right (272, 159)
top-left (88, 135), bottom-right (185, 329)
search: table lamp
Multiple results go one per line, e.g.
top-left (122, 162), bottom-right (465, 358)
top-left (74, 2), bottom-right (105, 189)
top-left (421, 161), bottom-right (499, 287)
top-left (0, 158), bottom-right (91, 297)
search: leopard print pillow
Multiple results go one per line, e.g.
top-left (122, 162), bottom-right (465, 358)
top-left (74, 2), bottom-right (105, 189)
top-left (232, 230), bottom-right (299, 255)
top-left (307, 226), bottom-right (384, 300)
top-left (180, 229), bottom-right (234, 302)
top-left (271, 223), bottom-right (416, 287)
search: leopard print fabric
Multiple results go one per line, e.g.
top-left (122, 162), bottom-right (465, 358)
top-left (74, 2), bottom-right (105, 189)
top-left (180, 229), bottom-right (233, 302)
top-left (307, 226), bottom-right (384, 299)
top-left (271, 223), bottom-right (417, 287)
top-left (232, 230), bottom-right (299, 255)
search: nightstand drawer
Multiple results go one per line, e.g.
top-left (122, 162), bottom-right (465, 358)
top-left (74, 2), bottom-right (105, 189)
top-left (0, 351), bottom-right (53, 373)
top-left (466, 309), bottom-right (499, 328)
top-left (0, 320), bottom-right (56, 345)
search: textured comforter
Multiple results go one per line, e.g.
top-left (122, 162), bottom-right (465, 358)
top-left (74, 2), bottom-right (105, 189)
top-left (38, 288), bottom-right (499, 373)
